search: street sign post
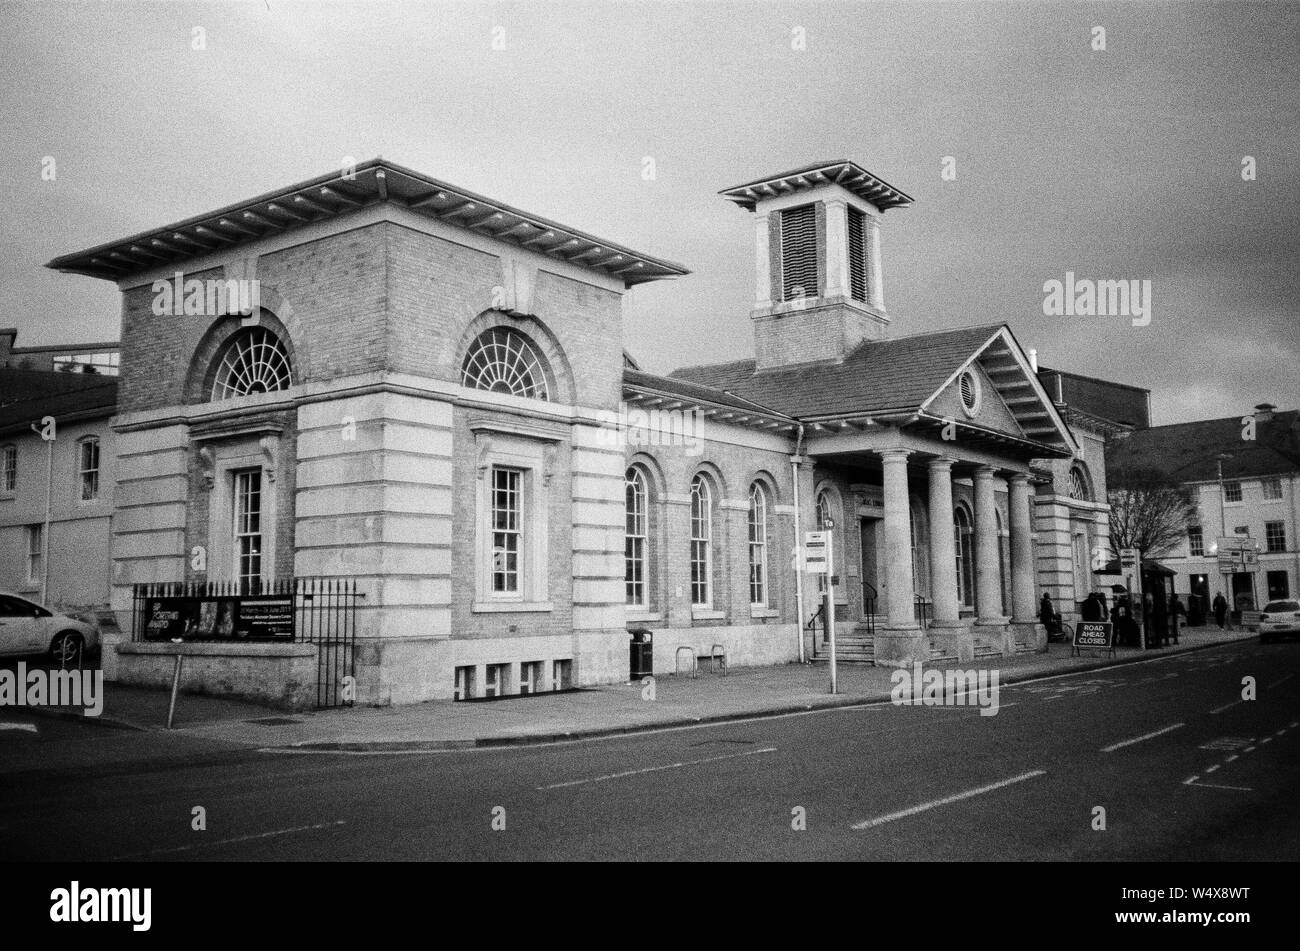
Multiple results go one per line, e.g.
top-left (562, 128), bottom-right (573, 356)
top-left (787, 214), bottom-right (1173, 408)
top-left (1119, 548), bottom-right (1144, 649)
top-left (806, 527), bottom-right (837, 694)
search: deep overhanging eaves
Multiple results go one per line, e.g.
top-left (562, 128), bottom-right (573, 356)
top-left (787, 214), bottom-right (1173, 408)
top-left (46, 158), bottom-right (691, 288)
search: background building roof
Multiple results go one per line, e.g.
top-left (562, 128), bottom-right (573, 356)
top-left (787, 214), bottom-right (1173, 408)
top-left (1106, 409), bottom-right (1300, 482)
top-left (0, 370), bottom-right (118, 436)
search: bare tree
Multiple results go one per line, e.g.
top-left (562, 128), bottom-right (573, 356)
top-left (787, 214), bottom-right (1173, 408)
top-left (1107, 465), bottom-right (1197, 559)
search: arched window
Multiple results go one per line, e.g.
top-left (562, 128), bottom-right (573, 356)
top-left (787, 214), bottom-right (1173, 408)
top-left (816, 490), bottom-right (836, 596)
top-left (78, 437), bottom-right (101, 501)
top-left (749, 483), bottom-right (769, 607)
top-left (690, 475), bottom-right (713, 607)
top-left (1068, 465), bottom-right (1091, 502)
top-left (461, 327), bottom-right (550, 400)
top-left (625, 467), bottom-right (648, 607)
top-left (910, 503), bottom-right (929, 600)
top-left (954, 506), bottom-right (975, 609)
top-left (1, 444), bottom-right (15, 493)
top-left (211, 327), bottom-right (293, 400)
top-left (996, 509), bottom-right (1010, 616)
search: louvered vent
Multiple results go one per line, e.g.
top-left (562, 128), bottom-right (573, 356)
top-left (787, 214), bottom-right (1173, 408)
top-left (780, 204), bottom-right (818, 302)
top-left (847, 206), bottom-right (867, 302)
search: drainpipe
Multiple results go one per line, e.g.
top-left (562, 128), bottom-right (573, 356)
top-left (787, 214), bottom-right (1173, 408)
top-left (791, 424), bottom-right (807, 663)
top-left (1291, 473), bottom-right (1300, 600)
top-left (41, 429), bottom-right (53, 606)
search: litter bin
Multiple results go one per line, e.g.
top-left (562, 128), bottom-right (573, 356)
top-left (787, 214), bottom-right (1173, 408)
top-left (629, 628), bottom-right (653, 680)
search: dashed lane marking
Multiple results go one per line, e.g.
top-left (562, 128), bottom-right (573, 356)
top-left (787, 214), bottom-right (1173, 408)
top-left (1100, 722), bottom-right (1184, 753)
top-left (0, 723), bottom-right (37, 733)
top-left (108, 820), bottom-right (348, 859)
top-left (537, 746), bottom-right (778, 789)
top-left (1209, 699), bottom-right (1244, 715)
top-left (851, 770), bottom-right (1047, 830)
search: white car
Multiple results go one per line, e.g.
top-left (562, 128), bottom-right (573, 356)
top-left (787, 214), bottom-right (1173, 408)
top-left (1259, 600), bottom-right (1300, 643)
top-left (0, 592), bottom-right (100, 667)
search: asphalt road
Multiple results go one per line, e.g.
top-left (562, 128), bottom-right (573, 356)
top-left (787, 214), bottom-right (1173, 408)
top-left (2, 639), bottom-right (1298, 861)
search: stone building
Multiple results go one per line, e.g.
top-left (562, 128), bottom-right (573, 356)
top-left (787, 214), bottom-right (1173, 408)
top-left (1107, 403), bottom-right (1300, 613)
top-left (44, 157), bottom-right (1107, 705)
top-left (0, 356), bottom-right (117, 615)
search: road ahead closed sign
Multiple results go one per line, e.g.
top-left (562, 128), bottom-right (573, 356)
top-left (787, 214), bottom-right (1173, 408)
top-left (1074, 621), bottom-right (1114, 651)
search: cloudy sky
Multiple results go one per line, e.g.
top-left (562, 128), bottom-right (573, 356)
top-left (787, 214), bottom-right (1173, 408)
top-left (2, 0), bottom-right (1296, 425)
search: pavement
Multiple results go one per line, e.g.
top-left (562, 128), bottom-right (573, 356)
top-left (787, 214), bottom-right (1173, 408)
top-left (4, 623), bottom-right (1258, 757)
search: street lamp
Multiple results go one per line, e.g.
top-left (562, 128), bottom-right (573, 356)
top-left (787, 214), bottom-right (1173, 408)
top-left (1216, 452), bottom-right (1234, 626)
top-left (1215, 452), bottom-right (1233, 540)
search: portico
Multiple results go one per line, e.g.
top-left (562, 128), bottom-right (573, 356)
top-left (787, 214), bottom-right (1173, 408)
top-left (800, 431), bottom-right (1052, 666)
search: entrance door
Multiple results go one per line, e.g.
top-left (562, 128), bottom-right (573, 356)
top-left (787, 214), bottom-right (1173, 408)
top-left (859, 518), bottom-right (879, 614)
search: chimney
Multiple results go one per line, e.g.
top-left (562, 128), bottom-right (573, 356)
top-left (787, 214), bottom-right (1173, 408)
top-left (720, 161), bottom-right (913, 370)
top-left (1254, 402), bottom-right (1276, 423)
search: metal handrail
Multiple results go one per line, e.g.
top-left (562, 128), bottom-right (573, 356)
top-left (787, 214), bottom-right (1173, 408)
top-left (806, 603), bottom-right (825, 657)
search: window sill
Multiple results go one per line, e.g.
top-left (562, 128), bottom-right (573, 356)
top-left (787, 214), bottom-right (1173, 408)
top-left (472, 601), bottom-right (553, 614)
top-left (750, 607), bottom-right (780, 619)
top-left (625, 608), bottom-right (662, 623)
top-left (691, 608), bottom-right (726, 621)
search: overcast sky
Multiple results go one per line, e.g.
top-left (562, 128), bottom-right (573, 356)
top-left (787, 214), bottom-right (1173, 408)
top-left (2, 0), bottom-right (1296, 425)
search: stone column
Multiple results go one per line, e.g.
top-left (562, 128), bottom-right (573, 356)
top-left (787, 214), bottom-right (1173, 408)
top-left (927, 457), bottom-right (960, 626)
top-left (867, 216), bottom-right (885, 312)
top-left (974, 466), bottom-right (1006, 624)
top-left (880, 449), bottom-right (917, 629)
top-left (823, 199), bottom-right (850, 299)
top-left (755, 214), bottom-right (772, 308)
top-left (1008, 473), bottom-right (1038, 623)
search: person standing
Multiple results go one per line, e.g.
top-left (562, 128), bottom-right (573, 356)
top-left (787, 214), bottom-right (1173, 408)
top-left (1039, 592), bottom-right (1056, 634)
top-left (1212, 592), bottom-right (1229, 630)
top-left (1170, 594), bottom-right (1186, 643)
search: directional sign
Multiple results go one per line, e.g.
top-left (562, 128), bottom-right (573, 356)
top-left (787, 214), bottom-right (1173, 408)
top-left (1217, 536), bottom-right (1253, 552)
top-left (1119, 548), bottom-right (1140, 569)
top-left (804, 531), bottom-right (828, 574)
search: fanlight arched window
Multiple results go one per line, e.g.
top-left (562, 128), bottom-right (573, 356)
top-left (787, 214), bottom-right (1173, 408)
top-left (461, 328), bottom-right (550, 400)
top-left (910, 503), bottom-right (929, 600)
top-left (690, 475), bottom-right (713, 607)
top-left (1068, 465), bottom-right (1091, 501)
top-left (748, 483), bottom-right (769, 607)
top-left (211, 327), bottom-right (293, 400)
top-left (815, 490), bottom-right (836, 595)
top-left (625, 467), bottom-right (648, 607)
top-left (954, 506), bottom-right (975, 609)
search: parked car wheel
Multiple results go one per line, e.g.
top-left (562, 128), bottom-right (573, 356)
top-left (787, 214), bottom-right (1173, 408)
top-left (50, 631), bottom-right (83, 669)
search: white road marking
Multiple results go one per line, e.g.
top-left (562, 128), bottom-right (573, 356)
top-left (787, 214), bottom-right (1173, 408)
top-left (1209, 700), bottom-right (1243, 715)
top-left (1225, 754), bottom-right (1239, 762)
top-left (1182, 776), bottom-right (1199, 785)
top-left (851, 769), bottom-right (1046, 830)
top-left (109, 820), bottom-right (347, 859)
top-left (1100, 723), bottom-right (1184, 753)
top-left (1205, 764), bottom-right (1220, 773)
top-left (538, 746), bottom-right (778, 789)
top-left (0, 722), bottom-right (37, 733)
top-left (1266, 672), bottom-right (1296, 688)
top-left (1243, 746), bottom-right (1256, 753)
top-left (1260, 737), bottom-right (1272, 744)
top-left (1187, 780), bottom-right (1254, 792)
